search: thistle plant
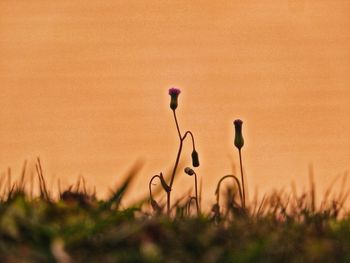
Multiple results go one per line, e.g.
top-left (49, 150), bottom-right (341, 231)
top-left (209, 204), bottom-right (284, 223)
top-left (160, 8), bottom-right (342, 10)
top-left (167, 88), bottom-right (200, 214)
top-left (234, 119), bottom-right (246, 208)
top-left (149, 87), bottom-right (200, 215)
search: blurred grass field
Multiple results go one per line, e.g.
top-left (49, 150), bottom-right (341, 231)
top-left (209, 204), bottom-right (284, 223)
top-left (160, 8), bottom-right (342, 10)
top-left (0, 159), bottom-right (350, 263)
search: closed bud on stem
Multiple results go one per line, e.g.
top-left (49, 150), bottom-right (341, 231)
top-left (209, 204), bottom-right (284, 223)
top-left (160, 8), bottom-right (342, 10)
top-left (159, 173), bottom-right (171, 193)
top-left (184, 167), bottom-right (195, 176)
top-left (168, 87), bottom-right (181, 110)
top-left (191, 150), bottom-right (200, 167)
top-left (233, 119), bottom-right (244, 150)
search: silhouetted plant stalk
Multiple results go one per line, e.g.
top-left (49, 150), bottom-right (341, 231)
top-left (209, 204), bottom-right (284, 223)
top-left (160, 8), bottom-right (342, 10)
top-left (149, 88), bottom-right (200, 215)
top-left (185, 167), bottom-right (200, 215)
top-left (166, 88), bottom-right (200, 215)
top-left (234, 119), bottom-right (246, 209)
top-left (213, 174), bottom-right (243, 220)
top-left (215, 175), bottom-right (243, 207)
top-left (149, 173), bottom-right (169, 213)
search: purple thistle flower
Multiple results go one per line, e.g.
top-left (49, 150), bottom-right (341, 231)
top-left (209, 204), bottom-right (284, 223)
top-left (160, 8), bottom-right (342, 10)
top-left (168, 87), bottom-right (181, 96)
top-left (234, 119), bottom-right (243, 126)
top-left (168, 87), bottom-right (181, 110)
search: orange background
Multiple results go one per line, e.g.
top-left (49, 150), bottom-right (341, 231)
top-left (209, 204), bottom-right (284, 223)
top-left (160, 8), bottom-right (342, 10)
top-left (0, 1), bottom-right (349, 203)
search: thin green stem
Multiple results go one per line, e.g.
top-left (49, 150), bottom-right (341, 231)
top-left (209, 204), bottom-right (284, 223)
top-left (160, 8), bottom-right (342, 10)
top-left (238, 149), bottom-right (246, 209)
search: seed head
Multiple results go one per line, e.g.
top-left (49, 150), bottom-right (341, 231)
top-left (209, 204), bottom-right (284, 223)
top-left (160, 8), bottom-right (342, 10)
top-left (184, 167), bottom-right (195, 176)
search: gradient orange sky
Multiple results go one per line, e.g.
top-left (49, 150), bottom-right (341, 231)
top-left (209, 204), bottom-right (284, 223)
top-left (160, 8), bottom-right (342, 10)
top-left (0, 1), bottom-right (349, 203)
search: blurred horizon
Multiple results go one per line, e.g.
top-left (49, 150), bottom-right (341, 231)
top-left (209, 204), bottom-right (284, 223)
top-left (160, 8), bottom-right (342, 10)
top-left (0, 0), bottom-right (349, 203)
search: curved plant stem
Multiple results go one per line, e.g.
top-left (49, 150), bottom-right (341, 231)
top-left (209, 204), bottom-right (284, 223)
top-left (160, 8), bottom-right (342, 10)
top-left (183, 131), bottom-right (196, 150)
top-left (149, 175), bottom-right (161, 201)
top-left (215, 175), bottom-right (244, 209)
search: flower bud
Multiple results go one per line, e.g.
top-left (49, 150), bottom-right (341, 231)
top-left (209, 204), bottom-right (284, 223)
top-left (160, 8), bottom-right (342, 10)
top-left (233, 119), bottom-right (244, 150)
top-left (184, 167), bottom-right (195, 176)
top-left (191, 150), bottom-right (200, 167)
top-left (159, 173), bottom-right (171, 193)
top-left (168, 87), bottom-right (181, 110)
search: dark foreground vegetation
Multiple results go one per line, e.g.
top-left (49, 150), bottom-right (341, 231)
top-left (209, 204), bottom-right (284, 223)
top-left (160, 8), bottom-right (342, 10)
top-left (0, 161), bottom-right (350, 263)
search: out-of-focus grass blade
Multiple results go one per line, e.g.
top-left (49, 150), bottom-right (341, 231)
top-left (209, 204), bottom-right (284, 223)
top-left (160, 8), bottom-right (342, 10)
top-left (104, 160), bottom-right (143, 210)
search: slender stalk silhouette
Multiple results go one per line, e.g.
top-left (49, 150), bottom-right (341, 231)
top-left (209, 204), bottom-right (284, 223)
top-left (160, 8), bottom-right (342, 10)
top-left (234, 119), bottom-right (246, 209)
top-left (166, 88), bottom-right (199, 215)
top-left (185, 167), bottom-right (200, 215)
top-left (147, 88), bottom-right (199, 215)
